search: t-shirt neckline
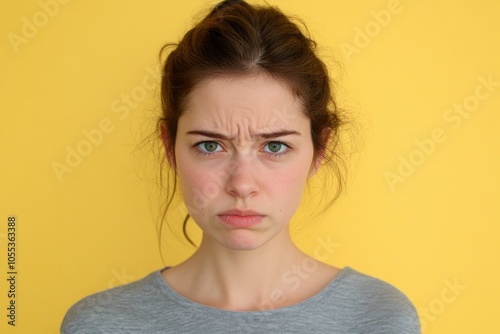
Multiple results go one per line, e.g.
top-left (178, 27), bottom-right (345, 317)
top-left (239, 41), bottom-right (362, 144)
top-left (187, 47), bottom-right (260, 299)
top-left (152, 265), bottom-right (354, 315)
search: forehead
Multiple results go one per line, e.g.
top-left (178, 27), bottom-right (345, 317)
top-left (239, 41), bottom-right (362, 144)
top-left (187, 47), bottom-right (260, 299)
top-left (181, 73), bottom-right (307, 130)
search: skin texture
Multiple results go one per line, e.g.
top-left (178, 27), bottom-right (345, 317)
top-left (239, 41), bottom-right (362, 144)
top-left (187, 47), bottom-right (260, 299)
top-left (161, 73), bottom-right (340, 311)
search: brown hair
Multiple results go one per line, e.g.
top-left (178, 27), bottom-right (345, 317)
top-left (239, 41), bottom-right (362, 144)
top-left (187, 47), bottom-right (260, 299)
top-left (157, 0), bottom-right (349, 250)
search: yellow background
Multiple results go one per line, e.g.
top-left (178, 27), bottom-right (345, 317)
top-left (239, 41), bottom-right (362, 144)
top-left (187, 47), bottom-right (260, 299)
top-left (1, 0), bottom-right (499, 333)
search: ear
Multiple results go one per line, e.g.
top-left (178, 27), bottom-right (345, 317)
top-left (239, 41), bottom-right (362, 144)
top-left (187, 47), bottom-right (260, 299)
top-left (160, 120), bottom-right (176, 169)
top-left (308, 153), bottom-right (323, 178)
top-left (308, 129), bottom-right (331, 177)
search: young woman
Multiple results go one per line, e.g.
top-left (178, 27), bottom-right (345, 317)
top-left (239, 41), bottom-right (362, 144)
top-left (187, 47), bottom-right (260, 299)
top-left (62, 1), bottom-right (421, 332)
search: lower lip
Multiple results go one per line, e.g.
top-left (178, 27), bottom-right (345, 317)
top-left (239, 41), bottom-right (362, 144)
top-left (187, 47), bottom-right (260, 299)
top-left (218, 215), bottom-right (265, 228)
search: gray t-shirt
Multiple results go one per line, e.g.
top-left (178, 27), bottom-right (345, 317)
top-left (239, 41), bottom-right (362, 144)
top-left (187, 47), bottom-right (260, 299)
top-left (61, 266), bottom-right (421, 333)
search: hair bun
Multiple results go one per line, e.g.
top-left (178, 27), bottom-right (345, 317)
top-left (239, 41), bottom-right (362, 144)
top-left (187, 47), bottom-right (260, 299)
top-left (211, 0), bottom-right (246, 15)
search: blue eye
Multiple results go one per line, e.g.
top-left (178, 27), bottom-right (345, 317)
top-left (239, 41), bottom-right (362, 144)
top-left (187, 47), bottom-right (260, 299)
top-left (194, 140), bottom-right (290, 158)
top-left (263, 141), bottom-right (289, 155)
top-left (195, 141), bottom-right (222, 155)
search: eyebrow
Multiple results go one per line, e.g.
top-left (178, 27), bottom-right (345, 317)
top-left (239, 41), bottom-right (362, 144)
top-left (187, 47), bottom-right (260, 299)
top-left (186, 130), bottom-right (301, 140)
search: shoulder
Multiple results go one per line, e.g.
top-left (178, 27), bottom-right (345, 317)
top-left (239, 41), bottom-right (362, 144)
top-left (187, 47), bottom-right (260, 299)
top-left (60, 270), bottom-right (161, 333)
top-left (332, 267), bottom-right (421, 333)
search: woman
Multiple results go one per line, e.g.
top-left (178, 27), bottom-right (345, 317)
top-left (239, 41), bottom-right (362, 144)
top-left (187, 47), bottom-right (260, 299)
top-left (62, 1), bottom-right (421, 333)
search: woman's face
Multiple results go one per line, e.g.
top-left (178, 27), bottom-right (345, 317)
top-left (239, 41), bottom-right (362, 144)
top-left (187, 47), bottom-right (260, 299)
top-left (173, 73), bottom-right (318, 251)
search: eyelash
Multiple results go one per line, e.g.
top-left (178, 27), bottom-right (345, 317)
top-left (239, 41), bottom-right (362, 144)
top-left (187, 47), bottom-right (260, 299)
top-left (193, 141), bottom-right (292, 158)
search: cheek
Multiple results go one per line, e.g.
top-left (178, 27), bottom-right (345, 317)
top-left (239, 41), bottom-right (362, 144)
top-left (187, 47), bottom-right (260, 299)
top-left (265, 165), bottom-right (310, 209)
top-left (176, 156), bottom-right (229, 215)
top-left (177, 162), bottom-right (212, 211)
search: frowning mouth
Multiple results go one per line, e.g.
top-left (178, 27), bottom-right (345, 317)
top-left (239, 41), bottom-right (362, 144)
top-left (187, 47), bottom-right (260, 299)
top-left (217, 209), bottom-right (265, 228)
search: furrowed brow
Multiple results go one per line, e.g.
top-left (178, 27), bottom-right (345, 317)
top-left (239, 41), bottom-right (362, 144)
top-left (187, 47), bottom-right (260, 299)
top-left (186, 129), bottom-right (301, 140)
top-left (186, 130), bottom-right (232, 140)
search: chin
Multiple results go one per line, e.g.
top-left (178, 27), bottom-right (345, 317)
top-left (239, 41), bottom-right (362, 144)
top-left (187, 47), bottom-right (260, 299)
top-left (222, 233), bottom-right (263, 250)
top-left (213, 230), bottom-right (272, 251)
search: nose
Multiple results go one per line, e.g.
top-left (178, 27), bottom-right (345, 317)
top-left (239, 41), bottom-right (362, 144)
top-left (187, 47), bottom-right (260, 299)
top-left (224, 155), bottom-right (259, 199)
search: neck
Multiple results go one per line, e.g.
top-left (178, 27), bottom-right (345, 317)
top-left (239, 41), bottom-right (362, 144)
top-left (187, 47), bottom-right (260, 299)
top-left (176, 232), bottom-right (310, 311)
